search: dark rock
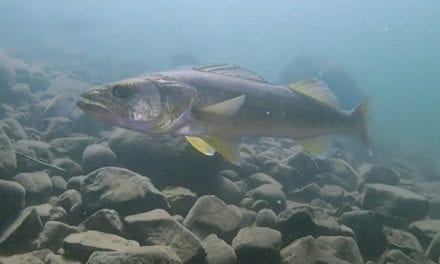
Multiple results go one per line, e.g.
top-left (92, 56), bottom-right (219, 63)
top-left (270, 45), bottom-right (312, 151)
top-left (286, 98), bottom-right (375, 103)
top-left (81, 144), bottom-right (117, 173)
top-left (162, 186), bottom-right (197, 217)
top-left (51, 158), bottom-right (83, 178)
top-left (108, 129), bottom-right (224, 188)
top-left (202, 234), bottom-right (237, 264)
top-left (218, 169), bottom-right (240, 182)
top-left (0, 249), bottom-right (52, 264)
top-left (231, 227), bottom-right (281, 264)
top-left (382, 225), bottom-right (423, 254)
top-left (409, 219), bottom-right (440, 249)
top-left (428, 197), bottom-right (440, 219)
top-left (80, 167), bottom-right (168, 216)
top-left (255, 208), bottom-right (277, 228)
top-left (37, 221), bottom-right (78, 252)
top-left (183, 195), bottom-right (243, 241)
top-left (426, 232), bottom-right (440, 262)
top-left (1, 118), bottom-right (28, 141)
top-left (0, 179), bottom-right (25, 217)
top-left (79, 209), bottom-right (125, 237)
top-left (66, 176), bottom-right (85, 191)
top-left (338, 210), bottom-right (409, 258)
top-left (31, 203), bottom-right (67, 223)
top-left (41, 117), bottom-right (74, 141)
top-left (362, 183), bottom-right (429, 222)
top-left (283, 151), bottom-right (318, 180)
top-left (237, 208), bottom-right (256, 229)
top-left (13, 171), bottom-right (52, 205)
top-left (288, 183), bottom-right (321, 203)
top-left (62, 230), bottom-right (139, 262)
top-left (50, 176), bottom-right (67, 195)
top-left (361, 165), bottom-right (401, 186)
top-left (86, 246), bottom-right (182, 264)
top-left (247, 172), bottom-right (283, 189)
top-left (49, 136), bottom-right (94, 161)
top-left (267, 162), bottom-right (302, 191)
top-left (320, 184), bottom-right (345, 206)
top-left (251, 199), bottom-right (271, 211)
top-left (202, 176), bottom-right (241, 204)
top-left (56, 189), bottom-right (81, 212)
top-left (315, 158), bottom-right (359, 191)
top-left (278, 206), bottom-right (353, 245)
top-left (280, 235), bottom-right (363, 264)
top-left (249, 184), bottom-right (286, 213)
top-left (239, 197), bottom-right (254, 210)
top-left (0, 207), bottom-right (43, 253)
top-left (316, 172), bottom-right (354, 191)
top-left (0, 127), bottom-right (16, 177)
top-left (124, 209), bottom-right (205, 263)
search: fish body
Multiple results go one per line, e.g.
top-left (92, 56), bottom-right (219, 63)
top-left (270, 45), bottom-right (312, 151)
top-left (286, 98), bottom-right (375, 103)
top-left (77, 64), bottom-right (368, 163)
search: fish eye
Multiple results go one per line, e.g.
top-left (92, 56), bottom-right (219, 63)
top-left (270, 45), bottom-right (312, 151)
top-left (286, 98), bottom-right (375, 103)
top-left (112, 85), bottom-right (131, 99)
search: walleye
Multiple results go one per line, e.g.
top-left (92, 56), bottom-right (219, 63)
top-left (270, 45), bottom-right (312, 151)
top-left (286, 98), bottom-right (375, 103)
top-left (76, 64), bottom-right (369, 164)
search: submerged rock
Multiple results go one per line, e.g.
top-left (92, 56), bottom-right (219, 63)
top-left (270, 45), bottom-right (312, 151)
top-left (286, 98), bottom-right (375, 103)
top-left (0, 207), bottom-right (42, 253)
top-left (62, 230), bottom-right (139, 262)
top-left (124, 209), bottom-right (205, 263)
top-left (426, 232), bottom-right (440, 262)
top-left (13, 171), bottom-right (53, 205)
top-left (0, 249), bottom-right (53, 264)
top-left (81, 144), bottom-right (117, 173)
top-left (37, 220), bottom-right (78, 252)
top-left (184, 195), bottom-right (243, 241)
top-left (382, 225), bottom-right (423, 254)
top-left (1, 118), bottom-right (28, 141)
top-left (0, 127), bottom-right (16, 177)
top-left (80, 167), bottom-right (168, 216)
top-left (361, 165), bottom-right (401, 186)
top-left (255, 208), bottom-right (277, 228)
top-left (0, 179), bottom-right (25, 216)
top-left (280, 235), bottom-right (363, 264)
top-left (232, 227), bottom-right (281, 264)
top-left (409, 219), bottom-right (440, 249)
top-left (362, 183), bottom-right (429, 221)
top-left (249, 184), bottom-right (286, 213)
top-left (202, 234), bottom-right (237, 264)
top-left (86, 246), bottom-right (182, 264)
top-left (161, 186), bottom-right (197, 217)
top-left (78, 209), bottom-right (126, 237)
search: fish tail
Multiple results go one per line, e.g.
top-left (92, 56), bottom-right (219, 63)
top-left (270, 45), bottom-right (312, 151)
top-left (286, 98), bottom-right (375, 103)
top-left (351, 98), bottom-right (370, 150)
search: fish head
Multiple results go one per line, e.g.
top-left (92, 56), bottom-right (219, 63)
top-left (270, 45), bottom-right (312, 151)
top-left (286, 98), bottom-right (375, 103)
top-left (76, 76), bottom-right (198, 133)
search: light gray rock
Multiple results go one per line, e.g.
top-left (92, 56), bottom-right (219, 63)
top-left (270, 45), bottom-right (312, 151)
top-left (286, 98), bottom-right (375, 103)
top-left (49, 136), bottom-right (94, 161)
top-left (184, 195), bottom-right (243, 241)
top-left (125, 209), bottom-right (205, 263)
top-left (31, 203), bottom-right (67, 223)
top-left (51, 158), bottom-right (83, 178)
top-left (81, 144), bottom-right (117, 173)
top-left (0, 249), bottom-right (52, 264)
top-left (1, 118), bottom-right (27, 141)
top-left (280, 235), bottom-right (363, 264)
top-left (85, 246), bottom-right (182, 264)
top-left (202, 234), bottom-right (236, 264)
top-left (56, 189), bottom-right (81, 212)
top-left (409, 219), bottom-right (440, 249)
top-left (362, 183), bottom-right (429, 221)
top-left (13, 171), bottom-right (52, 205)
top-left (50, 176), bottom-right (67, 195)
top-left (43, 253), bottom-right (82, 264)
top-left (232, 227), bottom-right (281, 264)
top-left (62, 230), bottom-right (139, 262)
top-left (382, 225), bottom-right (423, 254)
top-left (162, 186), bottom-right (197, 217)
top-left (38, 221), bottom-right (78, 252)
top-left (80, 167), bottom-right (168, 216)
top-left (247, 172), bottom-right (283, 189)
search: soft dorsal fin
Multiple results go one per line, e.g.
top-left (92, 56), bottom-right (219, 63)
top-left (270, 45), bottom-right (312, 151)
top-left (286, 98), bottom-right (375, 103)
top-left (202, 95), bottom-right (245, 117)
top-left (194, 64), bottom-right (267, 83)
top-left (185, 135), bottom-right (240, 165)
top-left (288, 78), bottom-right (340, 108)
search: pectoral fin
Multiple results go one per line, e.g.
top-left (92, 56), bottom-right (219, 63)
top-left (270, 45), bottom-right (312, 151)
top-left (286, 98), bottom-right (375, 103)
top-left (201, 95), bottom-right (245, 117)
top-left (185, 136), bottom-right (216, 156)
top-left (185, 135), bottom-right (240, 165)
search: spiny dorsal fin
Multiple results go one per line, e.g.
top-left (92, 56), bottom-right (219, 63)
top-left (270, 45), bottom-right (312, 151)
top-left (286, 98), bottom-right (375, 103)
top-left (288, 78), bottom-right (340, 108)
top-left (202, 95), bottom-right (245, 117)
top-left (185, 135), bottom-right (240, 165)
top-left (194, 64), bottom-right (267, 83)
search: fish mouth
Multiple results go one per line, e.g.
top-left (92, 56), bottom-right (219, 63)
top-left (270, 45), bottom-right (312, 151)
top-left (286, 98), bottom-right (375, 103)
top-left (76, 97), bottom-right (116, 120)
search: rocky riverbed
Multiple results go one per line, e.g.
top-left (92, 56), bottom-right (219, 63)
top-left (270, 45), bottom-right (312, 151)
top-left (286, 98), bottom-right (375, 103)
top-left (1, 53), bottom-right (440, 264)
